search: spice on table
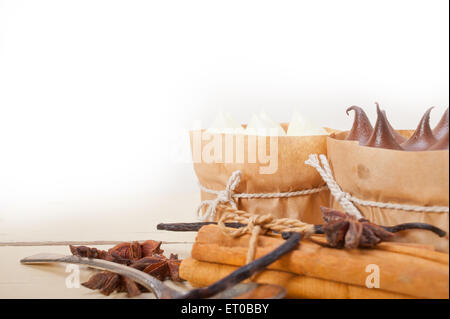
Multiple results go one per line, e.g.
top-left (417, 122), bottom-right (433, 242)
top-left (69, 240), bottom-right (163, 263)
top-left (319, 207), bottom-right (394, 249)
top-left (158, 206), bottom-right (446, 248)
top-left (70, 240), bottom-right (183, 297)
top-left (190, 224), bottom-right (449, 298)
top-left (181, 258), bottom-right (414, 299)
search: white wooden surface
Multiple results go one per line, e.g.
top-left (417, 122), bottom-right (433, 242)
top-left (0, 192), bottom-right (200, 298)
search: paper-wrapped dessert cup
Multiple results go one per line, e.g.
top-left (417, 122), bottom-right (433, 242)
top-left (190, 124), bottom-right (330, 224)
top-left (327, 131), bottom-right (449, 252)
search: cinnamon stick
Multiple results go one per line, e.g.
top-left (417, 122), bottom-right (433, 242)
top-left (191, 225), bottom-right (449, 299)
top-left (310, 235), bottom-right (448, 264)
top-left (181, 258), bottom-right (414, 299)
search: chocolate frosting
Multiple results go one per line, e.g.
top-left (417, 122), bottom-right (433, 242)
top-left (382, 110), bottom-right (407, 144)
top-left (432, 108), bottom-right (449, 141)
top-left (345, 106), bottom-right (373, 144)
top-left (428, 131), bottom-right (449, 150)
top-left (402, 107), bottom-right (438, 151)
top-left (364, 104), bottom-right (403, 150)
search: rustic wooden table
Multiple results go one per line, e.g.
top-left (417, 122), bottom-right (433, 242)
top-left (0, 192), bottom-right (200, 298)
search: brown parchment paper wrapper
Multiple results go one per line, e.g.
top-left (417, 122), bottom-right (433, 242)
top-left (190, 124), bottom-right (330, 224)
top-left (327, 131), bottom-right (449, 252)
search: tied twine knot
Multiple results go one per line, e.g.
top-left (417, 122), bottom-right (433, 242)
top-left (217, 205), bottom-right (315, 265)
top-left (305, 154), bottom-right (363, 219)
top-left (197, 170), bottom-right (242, 221)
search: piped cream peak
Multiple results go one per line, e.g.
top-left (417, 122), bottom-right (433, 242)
top-left (345, 105), bottom-right (373, 144)
top-left (402, 107), bottom-right (438, 151)
top-left (364, 103), bottom-right (403, 150)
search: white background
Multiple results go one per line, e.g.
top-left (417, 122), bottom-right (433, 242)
top-left (0, 0), bottom-right (448, 223)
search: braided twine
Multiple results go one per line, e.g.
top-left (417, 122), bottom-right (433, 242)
top-left (197, 170), bottom-right (327, 221)
top-left (304, 154), bottom-right (449, 215)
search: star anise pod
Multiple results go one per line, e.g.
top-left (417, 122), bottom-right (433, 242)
top-left (70, 240), bottom-right (163, 263)
top-left (130, 254), bottom-right (182, 282)
top-left (108, 240), bottom-right (164, 260)
top-left (70, 240), bottom-right (183, 297)
top-left (320, 207), bottom-right (394, 249)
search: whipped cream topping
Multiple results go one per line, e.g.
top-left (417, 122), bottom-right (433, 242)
top-left (287, 111), bottom-right (327, 136)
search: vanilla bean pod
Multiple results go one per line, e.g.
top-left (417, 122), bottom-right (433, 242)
top-left (157, 221), bottom-right (445, 237)
top-left (179, 232), bottom-right (302, 299)
top-left (157, 222), bottom-right (245, 232)
top-left (313, 223), bottom-right (447, 238)
top-left (381, 223), bottom-right (447, 237)
top-left (157, 222), bottom-right (321, 238)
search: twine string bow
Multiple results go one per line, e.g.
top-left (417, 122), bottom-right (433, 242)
top-left (197, 170), bottom-right (242, 221)
top-left (304, 154), bottom-right (363, 219)
top-left (217, 205), bottom-right (315, 264)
